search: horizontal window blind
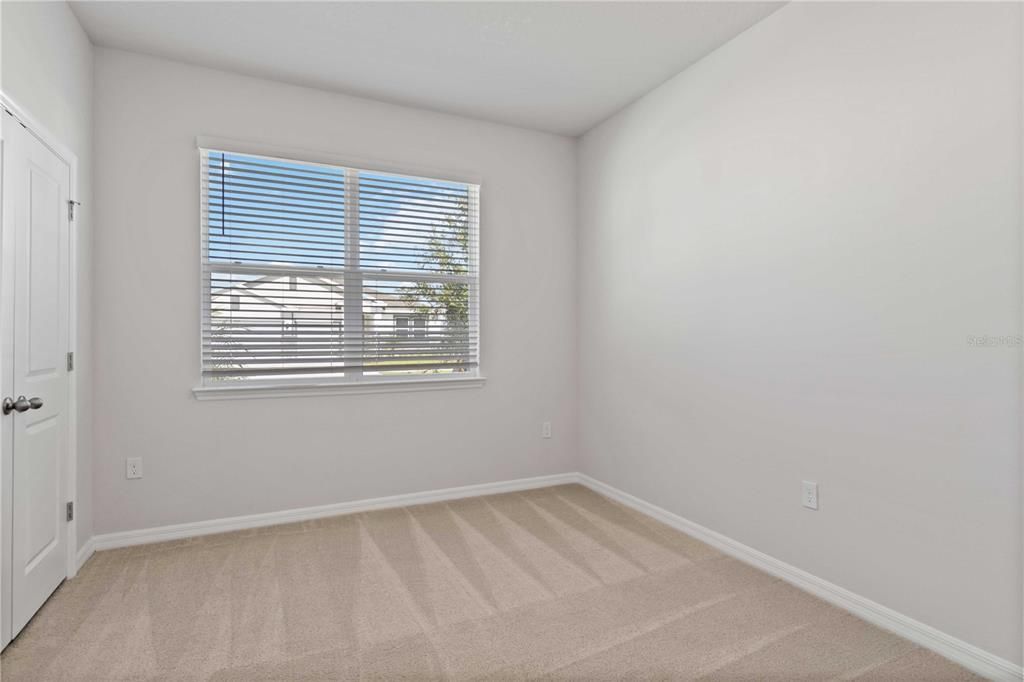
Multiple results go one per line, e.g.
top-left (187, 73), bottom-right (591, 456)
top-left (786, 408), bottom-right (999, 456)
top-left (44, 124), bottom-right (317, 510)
top-left (201, 149), bottom-right (479, 383)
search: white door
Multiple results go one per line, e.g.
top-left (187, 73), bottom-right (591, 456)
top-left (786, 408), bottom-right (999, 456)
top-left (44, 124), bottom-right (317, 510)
top-left (0, 109), bottom-right (71, 643)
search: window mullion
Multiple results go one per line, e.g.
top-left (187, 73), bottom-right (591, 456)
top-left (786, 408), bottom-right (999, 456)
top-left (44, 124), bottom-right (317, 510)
top-left (343, 168), bottom-right (363, 378)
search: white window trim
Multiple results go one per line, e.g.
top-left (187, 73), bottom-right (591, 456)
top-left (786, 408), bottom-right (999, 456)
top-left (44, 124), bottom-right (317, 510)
top-left (192, 374), bottom-right (486, 401)
top-left (193, 136), bottom-right (484, 399)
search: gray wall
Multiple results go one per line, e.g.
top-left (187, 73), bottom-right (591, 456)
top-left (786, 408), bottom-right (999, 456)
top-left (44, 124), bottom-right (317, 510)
top-left (577, 2), bottom-right (1022, 664)
top-left (92, 48), bottom-right (579, 534)
top-left (1, 0), bottom-right (94, 554)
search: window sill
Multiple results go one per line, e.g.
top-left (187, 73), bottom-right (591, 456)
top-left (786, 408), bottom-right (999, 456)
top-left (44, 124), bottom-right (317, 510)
top-left (192, 375), bottom-right (487, 401)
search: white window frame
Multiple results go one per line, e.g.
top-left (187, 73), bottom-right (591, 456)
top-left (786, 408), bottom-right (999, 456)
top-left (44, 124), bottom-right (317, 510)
top-left (192, 137), bottom-right (485, 400)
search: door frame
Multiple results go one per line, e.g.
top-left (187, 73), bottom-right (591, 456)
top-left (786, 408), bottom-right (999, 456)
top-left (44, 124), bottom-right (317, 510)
top-left (0, 90), bottom-right (81, 646)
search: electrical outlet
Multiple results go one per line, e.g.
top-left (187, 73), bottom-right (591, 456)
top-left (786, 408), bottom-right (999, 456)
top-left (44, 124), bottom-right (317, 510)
top-left (126, 457), bottom-right (142, 480)
top-left (802, 480), bottom-right (818, 510)
top-left (541, 421), bottom-right (552, 439)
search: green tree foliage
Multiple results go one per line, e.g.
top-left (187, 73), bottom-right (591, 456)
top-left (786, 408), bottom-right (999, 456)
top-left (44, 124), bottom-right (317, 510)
top-left (403, 197), bottom-right (469, 328)
top-left (402, 197), bottom-right (470, 369)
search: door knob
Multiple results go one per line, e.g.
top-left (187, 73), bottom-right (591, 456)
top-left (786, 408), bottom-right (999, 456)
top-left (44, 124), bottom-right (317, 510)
top-left (28, 397), bottom-right (43, 410)
top-left (2, 396), bottom-right (31, 415)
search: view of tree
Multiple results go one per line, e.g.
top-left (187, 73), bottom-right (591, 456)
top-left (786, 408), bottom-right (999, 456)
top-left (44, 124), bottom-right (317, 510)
top-left (401, 196), bottom-right (471, 369)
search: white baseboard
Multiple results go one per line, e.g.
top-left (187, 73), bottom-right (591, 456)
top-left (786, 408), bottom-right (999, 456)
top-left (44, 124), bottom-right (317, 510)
top-left (576, 474), bottom-right (1022, 682)
top-left (74, 537), bottom-right (95, 574)
top-left (90, 472), bottom-right (578, 552)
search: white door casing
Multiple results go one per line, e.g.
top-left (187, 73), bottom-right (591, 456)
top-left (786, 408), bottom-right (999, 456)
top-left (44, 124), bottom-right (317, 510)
top-left (0, 109), bottom-right (71, 643)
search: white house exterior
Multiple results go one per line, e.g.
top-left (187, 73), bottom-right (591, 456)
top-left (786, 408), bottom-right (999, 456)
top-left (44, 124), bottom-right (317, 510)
top-left (207, 272), bottom-right (451, 378)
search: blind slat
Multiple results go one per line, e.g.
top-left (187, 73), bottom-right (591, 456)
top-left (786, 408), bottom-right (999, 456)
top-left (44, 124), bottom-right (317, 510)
top-left (208, 166), bottom-right (346, 187)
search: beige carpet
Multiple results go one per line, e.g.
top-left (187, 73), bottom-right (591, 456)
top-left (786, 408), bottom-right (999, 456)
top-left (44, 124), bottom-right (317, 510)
top-left (1, 484), bottom-right (978, 681)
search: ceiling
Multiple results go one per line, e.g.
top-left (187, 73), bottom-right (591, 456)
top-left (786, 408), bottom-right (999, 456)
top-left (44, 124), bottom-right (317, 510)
top-left (70, 1), bottom-right (782, 136)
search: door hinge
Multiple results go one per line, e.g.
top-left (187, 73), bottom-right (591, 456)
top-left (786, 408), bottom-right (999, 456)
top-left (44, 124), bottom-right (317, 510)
top-left (68, 200), bottom-right (80, 222)
top-left (66, 351), bottom-right (74, 372)
top-left (66, 501), bottom-right (74, 522)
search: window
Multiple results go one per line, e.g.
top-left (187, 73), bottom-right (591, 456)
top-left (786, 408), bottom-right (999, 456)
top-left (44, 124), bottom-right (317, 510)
top-left (394, 314), bottom-right (427, 339)
top-left (200, 148), bottom-right (480, 389)
top-left (281, 312), bottom-right (297, 341)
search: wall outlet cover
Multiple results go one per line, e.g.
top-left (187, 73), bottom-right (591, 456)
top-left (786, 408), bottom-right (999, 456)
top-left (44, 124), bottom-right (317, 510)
top-left (802, 480), bottom-right (818, 510)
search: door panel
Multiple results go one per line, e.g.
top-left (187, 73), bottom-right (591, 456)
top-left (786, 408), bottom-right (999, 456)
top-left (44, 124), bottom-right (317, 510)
top-left (1, 113), bottom-right (70, 642)
top-left (21, 416), bottom-right (59, 572)
top-left (27, 166), bottom-right (61, 373)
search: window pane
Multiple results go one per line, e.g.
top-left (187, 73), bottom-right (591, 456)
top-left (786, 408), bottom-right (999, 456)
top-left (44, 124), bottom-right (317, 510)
top-left (361, 279), bottom-right (475, 374)
top-left (205, 270), bottom-right (347, 379)
top-left (207, 152), bottom-right (345, 268)
top-left (358, 172), bottom-right (471, 275)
